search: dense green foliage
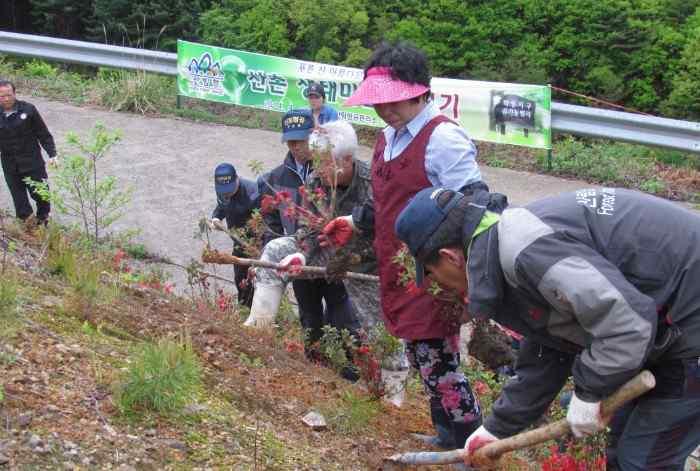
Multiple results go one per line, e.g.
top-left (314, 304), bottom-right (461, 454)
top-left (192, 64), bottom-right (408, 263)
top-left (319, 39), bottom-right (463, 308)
top-left (116, 337), bottom-right (202, 416)
top-left (6, 0), bottom-right (700, 119)
top-left (86, 0), bottom-right (209, 51)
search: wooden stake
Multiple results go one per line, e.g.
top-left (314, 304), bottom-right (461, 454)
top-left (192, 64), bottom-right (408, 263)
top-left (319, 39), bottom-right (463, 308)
top-left (384, 370), bottom-right (656, 468)
top-left (202, 248), bottom-right (379, 283)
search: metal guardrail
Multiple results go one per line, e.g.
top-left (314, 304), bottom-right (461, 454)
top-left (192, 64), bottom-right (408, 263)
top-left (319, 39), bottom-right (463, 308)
top-left (552, 103), bottom-right (700, 154)
top-left (0, 31), bottom-right (176, 76)
top-left (2, 31), bottom-right (699, 154)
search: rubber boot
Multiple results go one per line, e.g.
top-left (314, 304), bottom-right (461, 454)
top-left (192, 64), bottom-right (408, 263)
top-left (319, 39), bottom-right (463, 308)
top-left (411, 400), bottom-right (457, 449)
top-left (243, 283), bottom-right (283, 327)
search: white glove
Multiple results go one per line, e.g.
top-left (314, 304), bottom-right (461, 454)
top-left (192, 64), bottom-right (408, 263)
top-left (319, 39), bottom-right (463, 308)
top-left (278, 253), bottom-right (306, 275)
top-left (208, 218), bottom-right (225, 231)
top-left (566, 392), bottom-right (603, 437)
top-left (48, 156), bottom-right (59, 167)
top-left (464, 425), bottom-right (498, 453)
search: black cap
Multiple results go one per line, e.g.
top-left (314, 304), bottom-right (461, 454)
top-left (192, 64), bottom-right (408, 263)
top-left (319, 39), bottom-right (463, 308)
top-left (307, 82), bottom-right (325, 99)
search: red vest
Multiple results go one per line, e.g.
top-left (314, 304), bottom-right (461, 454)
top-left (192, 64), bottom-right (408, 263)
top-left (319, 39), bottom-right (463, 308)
top-left (372, 115), bottom-right (461, 340)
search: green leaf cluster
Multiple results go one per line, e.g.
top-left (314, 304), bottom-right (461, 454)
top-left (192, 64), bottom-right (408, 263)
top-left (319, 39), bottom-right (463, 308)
top-left (17, 0), bottom-right (700, 119)
top-left (25, 123), bottom-right (133, 243)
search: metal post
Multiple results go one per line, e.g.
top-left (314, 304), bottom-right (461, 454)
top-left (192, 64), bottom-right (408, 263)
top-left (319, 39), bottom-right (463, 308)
top-left (176, 94), bottom-right (182, 110)
top-left (547, 148), bottom-right (553, 171)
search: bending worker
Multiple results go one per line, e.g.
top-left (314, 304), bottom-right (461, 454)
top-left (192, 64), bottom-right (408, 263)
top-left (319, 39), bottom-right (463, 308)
top-left (394, 186), bottom-right (700, 470)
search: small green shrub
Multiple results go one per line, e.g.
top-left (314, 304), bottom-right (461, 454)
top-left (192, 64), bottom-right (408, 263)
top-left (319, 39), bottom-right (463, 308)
top-left (95, 69), bottom-right (173, 114)
top-left (123, 242), bottom-right (149, 260)
top-left (321, 390), bottom-right (380, 435)
top-left (541, 138), bottom-right (654, 186)
top-left (0, 273), bottom-right (20, 339)
top-left (26, 124), bottom-right (132, 243)
top-left (639, 178), bottom-right (666, 195)
top-left (22, 59), bottom-right (57, 78)
top-left (67, 259), bottom-right (102, 300)
top-left (45, 226), bottom-right (79, 276)
top-left (116, 336), bottom-right (202, 416)
top-left (317, 325), bottom-right (354, 373)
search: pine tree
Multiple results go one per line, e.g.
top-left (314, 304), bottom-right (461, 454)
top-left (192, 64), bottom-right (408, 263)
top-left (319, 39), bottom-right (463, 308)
top-left (30, 0), bottom-right (93, 39)
top-left (86, 0), bottom-right (209, 52)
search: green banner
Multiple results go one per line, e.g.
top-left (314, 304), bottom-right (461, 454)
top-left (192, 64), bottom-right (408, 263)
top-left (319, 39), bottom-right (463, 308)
top-left (177, 40), bottom-right (551, 149)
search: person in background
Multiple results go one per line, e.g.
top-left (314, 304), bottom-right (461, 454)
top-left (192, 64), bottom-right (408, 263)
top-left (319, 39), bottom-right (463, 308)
top-left (307, 82), bottom-right (338, 128)
top-left (0, 80), bottom-right (57, 225)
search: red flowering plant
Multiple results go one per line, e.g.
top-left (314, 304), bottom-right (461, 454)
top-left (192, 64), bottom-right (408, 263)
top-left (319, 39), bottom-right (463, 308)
top-left (215, 287), bottom-right (235, 313)
top-left (112, 248), bottom-right (130, 273)
top-left (539, 440), bottom-right (606, 471)
top-left (352, 342), bottom-right (384, 398)
top-left (391, 244), bottom-right (445, 297)
top-left (199, 151), bottom-right (340, 266)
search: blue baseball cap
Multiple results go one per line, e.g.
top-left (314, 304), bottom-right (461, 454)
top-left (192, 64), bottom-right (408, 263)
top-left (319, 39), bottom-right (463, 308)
top-left (214, 163), bottom-right (239, 194)
top-left (281, 109), bottom-right (314, 142)
top-left (395, 188), bottom-right (465, 286)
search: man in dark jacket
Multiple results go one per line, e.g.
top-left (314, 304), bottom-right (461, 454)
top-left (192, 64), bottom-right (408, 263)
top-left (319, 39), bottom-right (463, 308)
top-left (260, 109), bottom-right (315, 245)
top-left (208, 162), bottom-right (261, 307)
top-left (0, 80), bottom-right (57, 223)
top-left (395, 186), bottom-right (700, 471)
top-left (259, 111), bottom-right (357, 370)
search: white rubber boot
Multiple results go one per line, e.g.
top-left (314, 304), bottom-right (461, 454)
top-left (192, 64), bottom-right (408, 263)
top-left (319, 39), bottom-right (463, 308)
top-left (243, 284), bottom-right (284, 327)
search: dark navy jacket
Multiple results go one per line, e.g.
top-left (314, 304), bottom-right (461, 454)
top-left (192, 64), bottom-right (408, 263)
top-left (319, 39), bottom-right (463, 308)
top-left (260, 152), bottom-right (312, 244)
top-left (0, 100), bottom-right (56, 173)
top-left (211, 177), bottom-right (261, 250)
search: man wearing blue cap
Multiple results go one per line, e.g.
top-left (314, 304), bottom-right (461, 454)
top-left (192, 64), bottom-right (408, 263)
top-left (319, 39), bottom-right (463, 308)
top-left (208, 162), bottom-right (261, 307)
top-left (260, 109), bottom-right (315, 243)
top-left (255, 111), bottom-right (359, 373)
top-left (394, 186), bottom-right (700, 470)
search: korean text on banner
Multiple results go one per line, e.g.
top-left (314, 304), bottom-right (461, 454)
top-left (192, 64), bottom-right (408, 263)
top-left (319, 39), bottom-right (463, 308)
top-left (177, 40), bottom-right (551, 149)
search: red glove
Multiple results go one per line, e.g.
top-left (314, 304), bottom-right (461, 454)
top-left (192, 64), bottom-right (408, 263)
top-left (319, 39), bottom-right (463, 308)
top-left (464, 425), bottom-right (498, 464)
top-left (277, 253), bottom-right (306, 276)
top-left (320, 216), bottom-right (354, 247)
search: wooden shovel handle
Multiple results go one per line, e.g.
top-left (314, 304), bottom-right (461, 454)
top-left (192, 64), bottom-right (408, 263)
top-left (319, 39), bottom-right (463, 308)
top-left (384, 370), bottom-right (656, 468)
top-left (201, 248), bottom-right (379, 282)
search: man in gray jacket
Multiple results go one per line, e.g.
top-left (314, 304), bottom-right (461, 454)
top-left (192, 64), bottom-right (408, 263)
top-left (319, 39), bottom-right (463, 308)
top-left (395, 186), bottom-right (700, 470)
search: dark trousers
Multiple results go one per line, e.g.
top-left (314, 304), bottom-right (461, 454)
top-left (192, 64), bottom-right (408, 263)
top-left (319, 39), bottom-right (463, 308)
top-left (3, 166), bottom-right (50, 220)
top-left (292, 278), bottom-right (360, 345)
top-left (607, 356), bottom-right (700, 470)
top-left (233, 246), bottom-right (254, 308)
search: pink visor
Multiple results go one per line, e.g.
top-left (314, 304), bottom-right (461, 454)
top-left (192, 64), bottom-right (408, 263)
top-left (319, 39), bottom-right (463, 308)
top-left (344, 66), bottom-right (430, 106)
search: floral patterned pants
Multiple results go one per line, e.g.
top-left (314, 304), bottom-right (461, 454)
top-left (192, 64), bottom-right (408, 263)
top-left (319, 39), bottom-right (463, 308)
top-left (406, 335), bottom-right (481, 423)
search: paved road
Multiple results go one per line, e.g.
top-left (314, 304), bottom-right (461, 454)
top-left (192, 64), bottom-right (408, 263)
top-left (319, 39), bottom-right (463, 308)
top-left (0, 96), bottom-right (592, 288)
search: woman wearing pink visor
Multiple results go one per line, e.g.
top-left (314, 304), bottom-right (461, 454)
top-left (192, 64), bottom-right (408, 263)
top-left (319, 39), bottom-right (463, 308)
top-left (321, 42), bottom-right (489, 453)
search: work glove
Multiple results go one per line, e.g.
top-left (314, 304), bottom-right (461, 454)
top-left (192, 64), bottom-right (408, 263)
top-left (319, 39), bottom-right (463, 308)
top-left (47, 155), bottom-right (59, 167)
top-left (207, 218), bottom-right (225, 231)
top-left (464, 425), bottom-right (498, 454)
top-left (566, 392), bottom-right (603, 437)
top-left (278, 252), bottom-right (306, 276)
top-left (320, 215), bottom-right (354, 248)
